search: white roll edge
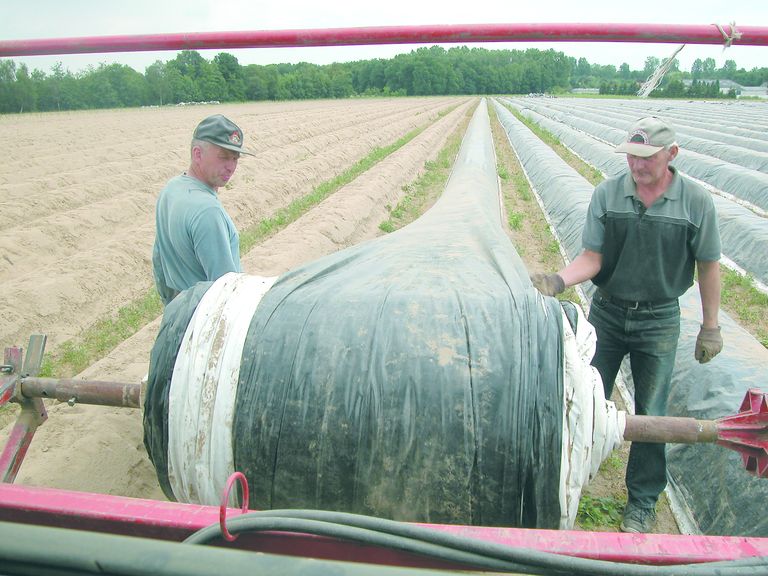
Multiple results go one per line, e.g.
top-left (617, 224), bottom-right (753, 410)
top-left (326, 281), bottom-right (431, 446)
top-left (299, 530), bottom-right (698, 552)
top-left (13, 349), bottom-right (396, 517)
top-left (167, 273), bottom-right (278, 505)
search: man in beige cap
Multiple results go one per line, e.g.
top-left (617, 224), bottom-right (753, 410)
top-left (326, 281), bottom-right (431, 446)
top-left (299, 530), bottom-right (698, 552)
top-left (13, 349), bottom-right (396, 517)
top-left (152, 114), bottom-right (254, 305)
top-left (531, 116), bottom-right (722, 533)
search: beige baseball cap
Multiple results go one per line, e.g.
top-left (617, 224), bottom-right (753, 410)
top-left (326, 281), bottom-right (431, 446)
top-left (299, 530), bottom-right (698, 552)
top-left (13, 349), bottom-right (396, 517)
top-left (615, 116), bottom-right (676, 157)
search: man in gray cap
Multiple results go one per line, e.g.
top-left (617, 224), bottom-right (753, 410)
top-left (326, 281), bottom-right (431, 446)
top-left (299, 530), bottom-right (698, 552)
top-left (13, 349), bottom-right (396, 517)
top-left (152, 114), bottom-right (254, 305)
top-left (531, 116), bottom-right (722, 533)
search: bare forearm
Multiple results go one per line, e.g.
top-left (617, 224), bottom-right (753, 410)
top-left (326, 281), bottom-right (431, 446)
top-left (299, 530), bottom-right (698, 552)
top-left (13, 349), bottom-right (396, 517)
top-left (558, 251), bottom-right (602, 287)
top-left (697, 260), bottom-right (721, 329)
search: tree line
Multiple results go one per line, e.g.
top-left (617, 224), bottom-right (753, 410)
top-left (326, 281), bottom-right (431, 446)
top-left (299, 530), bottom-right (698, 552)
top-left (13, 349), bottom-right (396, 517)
top-left (1, 46), bottom-right (766, 113)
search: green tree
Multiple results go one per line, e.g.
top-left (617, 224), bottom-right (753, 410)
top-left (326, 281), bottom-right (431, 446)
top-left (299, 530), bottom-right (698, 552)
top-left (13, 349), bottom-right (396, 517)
top-left (643, 56), bottom-right (660, 78)
top-left (691, 58), bottom-right (703, 79)
top-left (720, 59), bottom-right (738, 79)
top-left (0, 60), bottom-right (17, 113)
top-left (14, 63), bottom-right (37, 112)
top-left (702, 57), bottom-right (717, 77)
top-left (214, 52), bottom-right (246, 101)
top-left (619, 63), bottom-right (631, 79)
top-left (81, 65), bottom-right (120, 109)
top-left (326, 63), bottom-right (353, 98)
top-left (145, 60), bottom-right (171, 105)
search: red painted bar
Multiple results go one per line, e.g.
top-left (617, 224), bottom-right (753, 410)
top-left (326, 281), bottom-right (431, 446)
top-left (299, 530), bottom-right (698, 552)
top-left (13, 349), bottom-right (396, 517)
top-left (0, 23), bottom-right (767, 58)
top-left (1, 483), bottom-right (767, 568)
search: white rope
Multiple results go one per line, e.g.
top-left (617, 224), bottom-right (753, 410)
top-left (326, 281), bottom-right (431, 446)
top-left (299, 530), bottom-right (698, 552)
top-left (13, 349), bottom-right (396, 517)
top-left (637, 44), bottom-right (686, 98)
top-left (167, 272), bottom-right (278, 505)
top-left (714, 22), bottom-right (742, 49)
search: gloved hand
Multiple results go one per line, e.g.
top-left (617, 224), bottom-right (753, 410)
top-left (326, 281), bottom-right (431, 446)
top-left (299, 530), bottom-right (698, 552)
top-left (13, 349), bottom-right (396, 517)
top-left (530, 273), bottom-right (565, 297)
top-left (695, 325), bottom-right (723, 363)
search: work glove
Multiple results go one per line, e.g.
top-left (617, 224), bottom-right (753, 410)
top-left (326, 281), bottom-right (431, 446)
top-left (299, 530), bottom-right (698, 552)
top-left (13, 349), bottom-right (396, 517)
top-left (530, 273), bottom-right (565, 297)
top-left (695, 325), bottom-right (723, 364)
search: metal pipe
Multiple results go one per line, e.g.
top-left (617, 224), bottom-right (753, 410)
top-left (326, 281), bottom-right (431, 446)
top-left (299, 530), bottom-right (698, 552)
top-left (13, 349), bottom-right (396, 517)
top-left (0, 23), bottom-right (766, 58)
top-left (624, 414), bottom-right (719, 444)
top-left (20, 377), bottom-right (141, 409)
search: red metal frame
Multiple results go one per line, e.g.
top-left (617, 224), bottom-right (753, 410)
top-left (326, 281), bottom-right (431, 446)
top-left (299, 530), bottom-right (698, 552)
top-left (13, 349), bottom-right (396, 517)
top-left (1, 22), bottom-right (768, 568)
top-left (1, 23), bottom-right (767, 58)
top-left (2, 483), bottom-right (767, 568)
top-left (0, 347), bottom-right (47, 484)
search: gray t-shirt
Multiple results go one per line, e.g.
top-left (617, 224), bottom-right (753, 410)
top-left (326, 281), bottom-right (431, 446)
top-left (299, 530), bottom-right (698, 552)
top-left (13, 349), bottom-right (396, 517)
top-left (582, 167), bottom-right (721, 302)
top-left (152, 174), bottom-right (241, 305)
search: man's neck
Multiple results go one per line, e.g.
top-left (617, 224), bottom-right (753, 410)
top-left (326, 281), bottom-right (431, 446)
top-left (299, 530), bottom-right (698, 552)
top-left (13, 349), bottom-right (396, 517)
top-left (185, 166), bottom-right (218, 192)
top-left (636, 168), bottom-right (673, 207)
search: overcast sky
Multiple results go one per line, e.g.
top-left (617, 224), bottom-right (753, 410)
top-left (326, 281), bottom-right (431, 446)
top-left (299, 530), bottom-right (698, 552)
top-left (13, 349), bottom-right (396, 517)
top-left (2, 0), bottom-right (766, 75)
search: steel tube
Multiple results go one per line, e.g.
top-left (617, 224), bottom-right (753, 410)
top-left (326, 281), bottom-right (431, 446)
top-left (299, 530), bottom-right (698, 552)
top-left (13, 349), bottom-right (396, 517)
top-left (624, 414), bottom-right (719, 444)
top-left (1, 23), bottom-right (767, 58)
top-left (20, 377), bottom-right (141, 409)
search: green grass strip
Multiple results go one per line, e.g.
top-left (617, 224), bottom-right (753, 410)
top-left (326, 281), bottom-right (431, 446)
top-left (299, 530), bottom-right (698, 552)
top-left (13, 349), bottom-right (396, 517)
top-left (378, 153), bottom-right (455, 233)
top-left (39, 291), bottom-right (163, 378)
top-left (241, 125), bottom-right (428, 252)
top-left (506, 106), bottom-right (604, 187)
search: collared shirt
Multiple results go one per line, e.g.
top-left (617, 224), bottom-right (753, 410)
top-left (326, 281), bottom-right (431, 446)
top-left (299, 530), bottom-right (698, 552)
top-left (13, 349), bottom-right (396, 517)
top-left (152, 174), bottom-right (241, 305)
top-left (582, 166), bottom-right (721, 302)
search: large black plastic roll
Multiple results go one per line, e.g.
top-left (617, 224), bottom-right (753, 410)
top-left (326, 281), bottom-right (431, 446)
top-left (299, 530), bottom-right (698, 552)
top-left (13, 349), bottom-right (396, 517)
top-left (146, 100), bottom-right (568, 528)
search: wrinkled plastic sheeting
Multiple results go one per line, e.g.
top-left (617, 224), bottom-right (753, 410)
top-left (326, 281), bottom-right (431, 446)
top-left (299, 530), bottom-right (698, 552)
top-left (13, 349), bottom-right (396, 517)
top-left (551, 99), bottom-right (768, 153)
top-left (495, 98), bottom-right (768, 537)
top-left (713, 196), bottom-right (768, 285)
top-left (503, 99), bottom-right (768, 286)
top-left (505, 98), bottom-right (768, 213)
top-left (507, 98), bottom-right (768, 173)
top-left (667, 287), bottom-right (768, 537)
top-left (231, 100), bottom-right (567, 528)
top-left (511, 106), bottom-right (627, 178)
top-left (553, 97), bottom-right (768, 130)
top-left (673, 152), bottom-right (768, 214)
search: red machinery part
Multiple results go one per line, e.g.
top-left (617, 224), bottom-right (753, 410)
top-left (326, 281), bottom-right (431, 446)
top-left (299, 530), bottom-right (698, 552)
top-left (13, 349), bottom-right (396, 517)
top-left (1, 482), bottom-right (768, 568)
top-left (716, 388), bottom-right (768, 478)
top-left (0, 23), bottom-right (767, 58)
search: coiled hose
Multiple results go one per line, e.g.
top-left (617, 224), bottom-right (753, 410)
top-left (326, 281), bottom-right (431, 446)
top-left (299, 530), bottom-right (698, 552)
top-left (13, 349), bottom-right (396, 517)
top-left (184, 509), bottom-right (768, 576)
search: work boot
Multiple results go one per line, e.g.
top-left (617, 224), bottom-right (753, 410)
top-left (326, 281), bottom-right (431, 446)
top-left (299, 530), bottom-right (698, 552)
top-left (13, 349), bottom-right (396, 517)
top-left (620, 505), bottom-right (657, 533)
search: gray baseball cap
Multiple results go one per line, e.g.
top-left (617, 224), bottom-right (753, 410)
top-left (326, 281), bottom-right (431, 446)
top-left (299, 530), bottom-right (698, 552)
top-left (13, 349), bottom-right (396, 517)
top-left (193, 114), bottom-right (254, 156)
top-left (615, 116), bottom-right (676, 157)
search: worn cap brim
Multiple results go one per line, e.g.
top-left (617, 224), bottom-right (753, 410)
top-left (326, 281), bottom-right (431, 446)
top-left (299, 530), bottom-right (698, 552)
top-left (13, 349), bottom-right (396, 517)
top-left (208, 140), bottom-right (255, 156)
top-left (614, 141), bottom-right (664, 157)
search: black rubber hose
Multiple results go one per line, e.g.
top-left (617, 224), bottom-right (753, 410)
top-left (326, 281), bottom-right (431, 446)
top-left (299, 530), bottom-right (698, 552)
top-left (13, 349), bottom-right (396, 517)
top-left (183, 509), bottom-right (768, 576)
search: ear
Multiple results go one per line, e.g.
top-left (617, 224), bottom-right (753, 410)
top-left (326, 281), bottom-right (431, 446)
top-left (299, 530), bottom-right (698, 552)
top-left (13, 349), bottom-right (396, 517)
top-left (668, 144), bottom-right (679, 161)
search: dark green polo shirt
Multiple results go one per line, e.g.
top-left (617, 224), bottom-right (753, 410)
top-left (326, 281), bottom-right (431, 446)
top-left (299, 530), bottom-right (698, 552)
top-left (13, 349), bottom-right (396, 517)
top-left (582, 167), bottom-right (720, 302)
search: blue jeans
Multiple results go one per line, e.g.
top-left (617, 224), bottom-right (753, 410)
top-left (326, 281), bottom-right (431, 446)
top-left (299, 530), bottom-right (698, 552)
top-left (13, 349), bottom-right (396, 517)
top-left (588, 291), bottom-right (681, 510)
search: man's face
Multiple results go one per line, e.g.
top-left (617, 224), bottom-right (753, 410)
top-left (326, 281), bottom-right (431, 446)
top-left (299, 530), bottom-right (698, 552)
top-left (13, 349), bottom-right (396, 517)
top-left (626, 146), bottom-right (676, 188)
top-left (195, 142), bottom-right (240, 190)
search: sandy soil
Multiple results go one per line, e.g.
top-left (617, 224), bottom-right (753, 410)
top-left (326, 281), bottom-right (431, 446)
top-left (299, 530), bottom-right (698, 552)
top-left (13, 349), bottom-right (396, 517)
top-left (0, 97), bottom-right (474, 499)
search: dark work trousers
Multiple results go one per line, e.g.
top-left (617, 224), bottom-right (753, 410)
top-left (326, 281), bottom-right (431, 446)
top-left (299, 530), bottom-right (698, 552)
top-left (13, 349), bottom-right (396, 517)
top-left (587, 291), bottom-right (681, 510)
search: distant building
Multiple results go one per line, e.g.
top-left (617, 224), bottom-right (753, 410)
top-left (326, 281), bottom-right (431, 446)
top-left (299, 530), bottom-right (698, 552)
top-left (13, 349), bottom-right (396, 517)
top-left (682, 79), bottom-right (768, 99)
top-left (739, 83), bottom-right (768, 99)
top-left (570, 88), bottom-right (600, 95)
